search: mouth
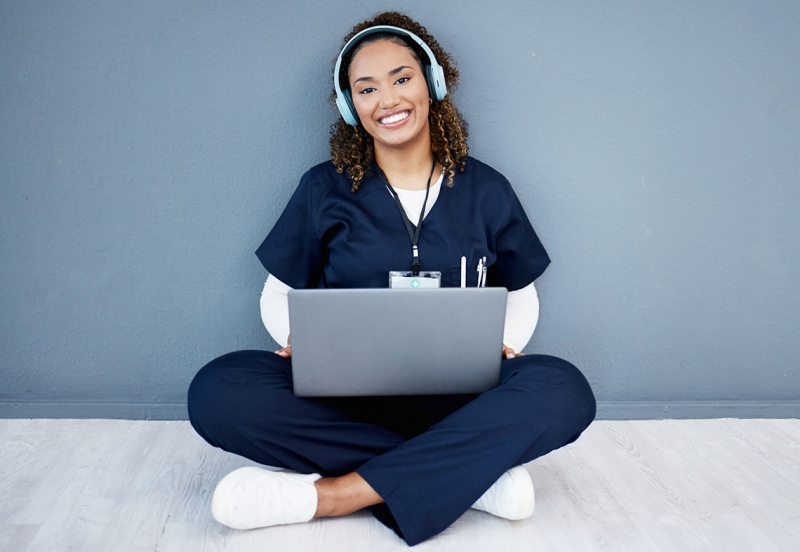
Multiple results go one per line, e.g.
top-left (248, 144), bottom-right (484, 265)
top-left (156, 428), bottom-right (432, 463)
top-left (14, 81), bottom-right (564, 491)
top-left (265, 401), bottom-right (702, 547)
top-left (378, 110), bottom-right (411, 128)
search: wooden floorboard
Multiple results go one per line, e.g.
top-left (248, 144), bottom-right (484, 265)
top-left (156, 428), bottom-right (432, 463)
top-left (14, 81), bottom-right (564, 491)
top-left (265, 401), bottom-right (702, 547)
top-left (0, 418), bottom-right (798, 551)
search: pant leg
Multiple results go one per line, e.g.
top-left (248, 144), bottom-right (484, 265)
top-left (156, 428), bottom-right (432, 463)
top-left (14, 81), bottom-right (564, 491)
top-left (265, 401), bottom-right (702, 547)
top-left (187, 350), bottom-right (595, 546)
top-left (187, 349), bottom-right (409, 476)
top-left (354, 354), bottom-right (596, 546)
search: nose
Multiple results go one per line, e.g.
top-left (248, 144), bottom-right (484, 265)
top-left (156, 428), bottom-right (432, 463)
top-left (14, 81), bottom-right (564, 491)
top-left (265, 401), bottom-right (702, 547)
top-left (379, 84), bottom-right (401, 109)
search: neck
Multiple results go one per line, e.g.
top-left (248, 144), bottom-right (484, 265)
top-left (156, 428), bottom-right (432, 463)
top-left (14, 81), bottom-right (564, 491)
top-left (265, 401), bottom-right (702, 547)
top-left (373, 132), bottom-right (435, 183)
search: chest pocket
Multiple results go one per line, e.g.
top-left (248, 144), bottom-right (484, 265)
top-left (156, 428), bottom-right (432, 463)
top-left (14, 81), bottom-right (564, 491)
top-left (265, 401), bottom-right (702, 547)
top-left (450, 261), bottom-right (482, 288)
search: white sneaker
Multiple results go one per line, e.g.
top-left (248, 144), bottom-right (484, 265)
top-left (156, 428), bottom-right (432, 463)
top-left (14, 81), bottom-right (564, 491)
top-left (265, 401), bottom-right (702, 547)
top-left (211, 467), bottom-right (323, 529)
top-left (471, 465), bottom-right (535, 520)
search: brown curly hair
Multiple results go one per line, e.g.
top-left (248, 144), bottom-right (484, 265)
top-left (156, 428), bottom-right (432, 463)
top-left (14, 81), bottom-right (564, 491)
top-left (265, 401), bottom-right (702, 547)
top-left (329, 11), bottom-right (469, 193)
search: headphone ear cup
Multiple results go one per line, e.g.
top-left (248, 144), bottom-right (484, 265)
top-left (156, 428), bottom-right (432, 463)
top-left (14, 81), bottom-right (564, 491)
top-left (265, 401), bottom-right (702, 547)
top-left (423, 64), bottom-right (437, 100)
top-left (337, 88), bottom-right (360, 126)
top-left (430, 63), bottom-right (447, 101)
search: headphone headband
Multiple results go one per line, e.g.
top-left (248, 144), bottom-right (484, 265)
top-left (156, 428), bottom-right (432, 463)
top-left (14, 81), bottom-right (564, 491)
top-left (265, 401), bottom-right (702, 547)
top-left (333, 25), bottom-right (448, 126)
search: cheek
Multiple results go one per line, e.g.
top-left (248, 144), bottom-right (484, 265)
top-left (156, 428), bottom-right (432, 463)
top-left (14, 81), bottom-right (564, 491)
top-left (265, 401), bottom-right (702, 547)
top-left (413, 91), bottom-right (431, 115)
top-left (352, 94), bottom-right (373, 117)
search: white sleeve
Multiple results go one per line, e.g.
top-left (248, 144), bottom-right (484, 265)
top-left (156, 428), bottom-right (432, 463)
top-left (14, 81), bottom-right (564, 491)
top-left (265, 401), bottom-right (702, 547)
top-left (260, 272), bottom-right (538, 352)
top-left (260, 273), bottom-right (292, 348)
top-left (502, 280), bottom-right (540, 354)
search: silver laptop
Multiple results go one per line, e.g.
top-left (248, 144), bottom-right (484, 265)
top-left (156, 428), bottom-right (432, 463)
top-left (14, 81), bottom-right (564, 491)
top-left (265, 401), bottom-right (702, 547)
top-left (288, 287), bottom-right (507, 396)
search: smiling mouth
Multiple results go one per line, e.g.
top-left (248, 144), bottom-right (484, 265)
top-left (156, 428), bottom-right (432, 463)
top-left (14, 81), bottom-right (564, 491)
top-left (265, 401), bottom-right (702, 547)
top-left (379, 110), bottom-right (411, 125)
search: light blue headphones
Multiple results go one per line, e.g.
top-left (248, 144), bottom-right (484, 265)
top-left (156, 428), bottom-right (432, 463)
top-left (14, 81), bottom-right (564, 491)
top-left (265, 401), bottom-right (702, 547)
top-left (333, 25), bottom-right (448, 126)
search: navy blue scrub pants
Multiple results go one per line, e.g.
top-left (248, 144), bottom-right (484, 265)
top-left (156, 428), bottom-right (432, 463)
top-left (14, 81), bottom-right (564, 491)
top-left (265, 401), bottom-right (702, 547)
top-left (187, 350), bottom-right (596, 546)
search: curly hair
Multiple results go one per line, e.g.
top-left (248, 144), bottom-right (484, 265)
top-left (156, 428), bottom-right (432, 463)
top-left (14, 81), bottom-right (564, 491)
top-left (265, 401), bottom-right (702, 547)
top-left (328, 11), bottom-right (469, 193)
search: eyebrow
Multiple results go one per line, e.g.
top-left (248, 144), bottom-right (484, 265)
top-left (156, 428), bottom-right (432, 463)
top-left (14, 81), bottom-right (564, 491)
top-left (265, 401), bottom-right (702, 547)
top-left (353, 65), bottom-right (414, 85)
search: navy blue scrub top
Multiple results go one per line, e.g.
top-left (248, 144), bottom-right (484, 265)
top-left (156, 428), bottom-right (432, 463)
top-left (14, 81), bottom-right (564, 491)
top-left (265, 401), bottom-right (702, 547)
top-left (255, 156), bottom-right (550, 292)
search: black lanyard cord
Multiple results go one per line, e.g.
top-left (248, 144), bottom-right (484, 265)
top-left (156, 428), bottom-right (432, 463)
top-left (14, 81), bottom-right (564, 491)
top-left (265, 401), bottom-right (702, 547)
top-left (376, 156), bottom-right (437, 276)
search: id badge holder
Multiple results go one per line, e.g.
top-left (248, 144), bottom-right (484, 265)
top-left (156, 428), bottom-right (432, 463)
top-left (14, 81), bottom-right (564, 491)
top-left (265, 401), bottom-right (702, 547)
top-left (389, 271), bottom-right (442, 289)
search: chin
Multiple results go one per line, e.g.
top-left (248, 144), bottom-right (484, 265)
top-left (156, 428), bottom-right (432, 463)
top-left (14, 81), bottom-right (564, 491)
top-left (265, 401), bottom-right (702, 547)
top-left (370, 122), bottom-right (427, 149)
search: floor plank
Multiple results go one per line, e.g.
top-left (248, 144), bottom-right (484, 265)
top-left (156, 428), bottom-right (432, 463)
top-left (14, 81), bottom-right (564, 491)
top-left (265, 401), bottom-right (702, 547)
top-left (1, 418), bottom-right (798, 551)
top-left (0, 525), bottom-right (39, 552)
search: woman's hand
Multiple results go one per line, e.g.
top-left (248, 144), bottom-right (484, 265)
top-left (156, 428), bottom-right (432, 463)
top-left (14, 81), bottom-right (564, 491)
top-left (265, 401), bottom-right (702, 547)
top-left (275, 333), bottom-right (292, 358)
top-left (502, 344), bottom-right (523, 360)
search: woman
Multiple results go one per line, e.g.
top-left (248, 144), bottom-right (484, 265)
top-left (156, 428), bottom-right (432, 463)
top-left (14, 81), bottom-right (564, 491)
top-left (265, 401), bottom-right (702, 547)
top-left (187, 11), bottom-right (596, 546)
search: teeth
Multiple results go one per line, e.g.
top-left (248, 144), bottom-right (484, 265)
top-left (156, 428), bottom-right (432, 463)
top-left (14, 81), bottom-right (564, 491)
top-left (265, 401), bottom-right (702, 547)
top-left (380, 111), bottom-right (409, 124)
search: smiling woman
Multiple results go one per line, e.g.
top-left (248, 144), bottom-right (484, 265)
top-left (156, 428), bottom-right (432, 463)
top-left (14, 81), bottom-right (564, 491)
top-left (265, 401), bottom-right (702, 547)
top-left (328, 13), bottom-right (468, 193)
top-left (187, 9), bottom-right (596, 549)
top-left (348, 42), bottom-right (433, 181)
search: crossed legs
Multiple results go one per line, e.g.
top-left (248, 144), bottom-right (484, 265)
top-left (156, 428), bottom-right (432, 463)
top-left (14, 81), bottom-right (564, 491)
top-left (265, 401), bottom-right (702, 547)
top-left (188, 349), bottom-right (596, 545)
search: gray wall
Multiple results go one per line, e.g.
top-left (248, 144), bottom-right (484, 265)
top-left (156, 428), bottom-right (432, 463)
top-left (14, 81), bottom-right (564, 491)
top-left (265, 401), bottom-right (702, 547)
top-left (1, 0), bottom-right (798, 420)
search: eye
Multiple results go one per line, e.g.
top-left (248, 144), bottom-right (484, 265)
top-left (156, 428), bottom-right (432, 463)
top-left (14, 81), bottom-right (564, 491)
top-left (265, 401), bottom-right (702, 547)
top-left (357, 76), bottom-right (411, 95)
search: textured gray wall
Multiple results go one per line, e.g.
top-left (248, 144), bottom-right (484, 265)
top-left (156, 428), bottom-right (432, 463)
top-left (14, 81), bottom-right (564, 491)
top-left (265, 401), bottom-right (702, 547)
top-left (1, 0), bottom-right (798, 419)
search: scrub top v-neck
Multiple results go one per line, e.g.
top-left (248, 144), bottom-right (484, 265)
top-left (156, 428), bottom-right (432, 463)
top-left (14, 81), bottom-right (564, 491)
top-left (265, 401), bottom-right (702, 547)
top-left (255, 156), bottom-right (550, 291)
top-left (385, 171), bottom-right (443, 230)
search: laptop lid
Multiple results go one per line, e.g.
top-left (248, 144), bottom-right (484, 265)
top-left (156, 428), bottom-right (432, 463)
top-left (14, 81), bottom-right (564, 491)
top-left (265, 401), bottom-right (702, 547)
top-left (288, 288), bottom-right (507, 396)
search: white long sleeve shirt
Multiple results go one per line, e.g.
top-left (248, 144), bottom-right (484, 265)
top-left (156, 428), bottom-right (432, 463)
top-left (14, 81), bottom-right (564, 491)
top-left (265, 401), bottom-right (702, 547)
top-left (260, 171), bottom-right (541, 352)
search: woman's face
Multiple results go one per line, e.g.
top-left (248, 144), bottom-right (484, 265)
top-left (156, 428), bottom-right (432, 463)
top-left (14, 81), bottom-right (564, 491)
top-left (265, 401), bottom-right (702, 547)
top-left (348, 39), bottom-right (431, 152)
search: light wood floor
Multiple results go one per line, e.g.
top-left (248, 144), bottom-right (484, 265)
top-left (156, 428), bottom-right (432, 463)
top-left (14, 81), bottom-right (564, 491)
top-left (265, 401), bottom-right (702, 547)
top-left (1, 418), bottom-right (798, 551)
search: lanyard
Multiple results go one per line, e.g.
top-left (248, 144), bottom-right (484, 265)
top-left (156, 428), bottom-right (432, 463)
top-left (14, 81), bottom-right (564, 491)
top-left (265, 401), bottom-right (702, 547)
top-left (376, 156), bottom-right (437, 276)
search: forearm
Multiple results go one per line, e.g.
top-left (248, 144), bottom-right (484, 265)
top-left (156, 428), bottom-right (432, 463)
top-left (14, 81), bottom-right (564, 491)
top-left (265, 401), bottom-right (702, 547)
top-left (259, 273), bottom-right (540, 353)
top-left (260, 273), bottom-right (292, 348)
top-left (502, 280), bottom-right (540, 353)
